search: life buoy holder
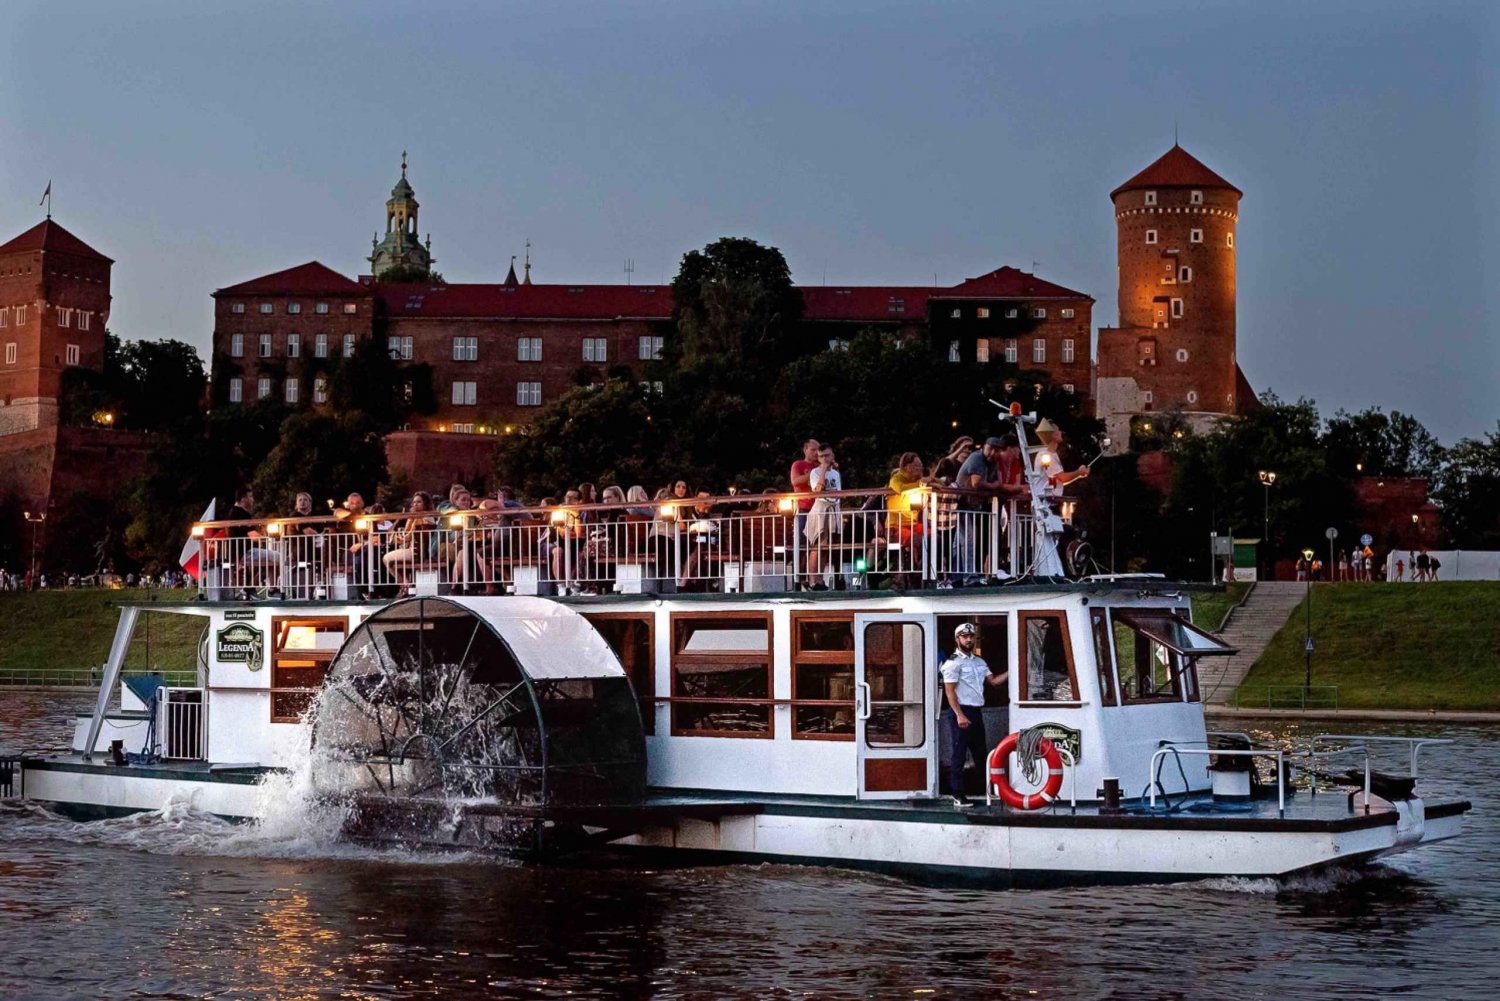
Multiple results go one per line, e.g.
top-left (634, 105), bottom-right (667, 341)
top-left (987, 732), bottom-right (1065, 810)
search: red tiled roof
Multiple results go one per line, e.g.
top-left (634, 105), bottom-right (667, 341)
top-left (1111, 145), bottom-right (1241, 198)
top-left (376, 266), bottom-right (1090, 324)
top-left (0, 219), bottom-right (113, 262)
top-left (376, 282), bottom-right (674, 320)
top-left (937, 266), bottom-right (1092, 301)
top-left (214, 261), bottom-right (371, 297)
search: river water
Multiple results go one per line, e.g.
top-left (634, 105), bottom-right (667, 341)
top-left (0, 690), bottom-right (1495, 1000)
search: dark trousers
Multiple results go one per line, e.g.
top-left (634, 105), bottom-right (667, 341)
top-left (942, 706), bottom-right (988, 797)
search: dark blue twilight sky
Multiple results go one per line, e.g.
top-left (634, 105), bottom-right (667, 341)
top-left (1, 1), bottom-right (1494, 442)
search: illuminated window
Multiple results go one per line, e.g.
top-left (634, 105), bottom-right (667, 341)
top-left (1061, 308), bottom-right (1075, 319)
top-left (791, 613), bottom-right (857, 740)
top-left (976, 307), bottom-right (990, 319)
top-left (343, 303), bottom-right (358, 314)
top-left (976, 340), bottom-right (990, 363)
top-left (270, 617), bottom-right (347, 722)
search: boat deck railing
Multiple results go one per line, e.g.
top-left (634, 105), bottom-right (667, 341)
top-left (191, 489), bottom-right (1046, 599)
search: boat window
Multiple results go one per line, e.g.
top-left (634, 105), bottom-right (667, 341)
top-left (1018, 611), bottom-right (1078, 704)
top-left (862, 621), bottom-right (926, 748)
top-left (1111, 610), bottom-right (1233, 705)
top-left (1090, 609), bottom-right (1117, 707)
top-left (792, 613), bottom-right (856, 740)
top-left (937, 614), bottom-right (1009, 708)
top-left (670, 613), bottom-right (773, 738)
top-left (270, 616), bottom-right (346, 722)
top-left (583, 613), bottom-right (656, 735)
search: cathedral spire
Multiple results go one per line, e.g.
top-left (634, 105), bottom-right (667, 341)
top-left (369, 152), bottom-right (433, 279)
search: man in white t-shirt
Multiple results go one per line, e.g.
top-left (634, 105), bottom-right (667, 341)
top-left (803, 444), bottom-right (842, 588)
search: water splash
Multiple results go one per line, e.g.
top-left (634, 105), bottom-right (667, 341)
top-left (1194, 864), bottom-right (1403, 895)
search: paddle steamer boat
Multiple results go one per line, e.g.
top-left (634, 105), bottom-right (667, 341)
top-left (3, 414), bottom-right (1470, 885)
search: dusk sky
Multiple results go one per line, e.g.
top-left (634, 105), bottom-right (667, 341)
top-left (2, 1), bottom-right (1494, 443)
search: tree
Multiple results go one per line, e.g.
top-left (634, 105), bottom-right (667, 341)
top-left (1432, 424), bottom-right (1500, 548)
top-left (116, 338), bottom-right (207, 430)
top-left (1322, 407), bottom-right (1443, 479)
top-left (670, 237), bottom-right (804, 372)
top-left (252, 410), bottom-right (390, 515)
top-left (374, 265), bottom-right (445, 284)
top-left (495, 378), bottom-right (667, 499)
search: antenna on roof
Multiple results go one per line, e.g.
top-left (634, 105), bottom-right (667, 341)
top-left (623, 258), bottom-right (635, 285)
top-left (1031, 261), bottom-right (1040, 274)
top-left (1174, 121), bottom-right (1179, 147)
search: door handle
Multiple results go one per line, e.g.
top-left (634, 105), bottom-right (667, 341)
top-left (856, 682), bottom-right (872, 721)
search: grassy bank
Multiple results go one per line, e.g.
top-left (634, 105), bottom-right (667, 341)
top-left (1234, 582), bottom-right (1500, 710)
top-left (0, 589), bottom-right (202, 684)
top-left (1191, 582), bottom-right (1250, 631)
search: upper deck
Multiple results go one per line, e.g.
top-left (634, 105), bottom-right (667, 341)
top-left (187, 488), bottom-right (1097, 602)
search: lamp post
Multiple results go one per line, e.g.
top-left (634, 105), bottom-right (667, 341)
top-left (1258, 471), bottom-right (1276, 577)
top-left (23, 511), bottom-right (46, 589)
top-left (1301, 547), bottom-right (1315, 695)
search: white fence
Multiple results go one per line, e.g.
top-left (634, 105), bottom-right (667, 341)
top-left (195, 490), bottom-right (1043, 598)
top-left (158, 688), bottom-right (206, 760)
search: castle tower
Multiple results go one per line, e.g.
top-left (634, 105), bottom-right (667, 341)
top-left (1095, 145), bottom-right (1244, 439)
top-left (0, 219), bottom-right (112, 435)
top-left (369, 152), bottom-right (434, 279)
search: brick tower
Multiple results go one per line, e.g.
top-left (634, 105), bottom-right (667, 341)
top-left (1095, 145), bottom-right (1245, 441)
top-left (0, 219), bottom-right (113, 435)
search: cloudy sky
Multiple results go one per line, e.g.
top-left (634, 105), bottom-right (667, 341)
top-left (2, 1), bottom-right (1494, 442)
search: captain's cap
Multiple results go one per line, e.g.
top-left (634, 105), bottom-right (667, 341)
top-left (954, 622), bottom-right (979, 638)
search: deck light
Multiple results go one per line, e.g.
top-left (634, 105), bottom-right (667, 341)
top-left (448, 514), bottom-right (465, 527)
top-left (1142, 422), bottom-right (1153, 432)
top-left (1009, 402), bottom-right (1023, 416)
top-left (854, 558), bottom-right (868, 573)
top-left (1039, 453), bottom-right (1053, 469)
top-left (504, 425), bottom-right (514, 434)
top-left (550, 509), bottom-right (568, 523)
top-left (902, 487), bottom-right (925, 507)
top-left (267, 521), bottom-right (282, 535)
top-left (776, 497), bottom-right (795, 512)
top-left (354, 518), bottom-right (370, 532)
top-left (191, 524), bottom-right (206, 538)
top-left (658, 504), bottom-right (677, 518)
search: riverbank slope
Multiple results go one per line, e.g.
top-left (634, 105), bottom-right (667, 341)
top-left (0, 589), bottom-right (199, 684)
top-left (1233, 582), bottom-right (1500, 711)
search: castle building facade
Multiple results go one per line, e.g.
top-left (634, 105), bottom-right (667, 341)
top-left (210, 163), bottom-right (1096, 437)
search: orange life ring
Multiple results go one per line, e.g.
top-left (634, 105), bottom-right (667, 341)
top-left (987, 732), bottom-right (1065, 810)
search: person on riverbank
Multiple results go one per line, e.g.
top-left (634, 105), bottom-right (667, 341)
top-left (940, 622), bottom-right (1008, 807)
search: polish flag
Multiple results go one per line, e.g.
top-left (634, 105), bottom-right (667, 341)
top-left (179, 500), bottom-right (217, 581)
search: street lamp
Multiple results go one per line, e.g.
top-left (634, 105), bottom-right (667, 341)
top-left (1258, 471), bottom-right (1277, 576)
top-left (23, 511), bottom-right (46, 589)
top-left (1301, 547), bottom-right (1315, 694)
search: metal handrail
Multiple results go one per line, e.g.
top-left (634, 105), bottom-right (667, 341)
top-left (1148, 746), bottom-right (1286, 814)
top-left (1308, 734), bottom-right (1454, 795)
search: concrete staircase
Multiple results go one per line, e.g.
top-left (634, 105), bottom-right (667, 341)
top-left (1200, 581), bottom-right (1307, 704)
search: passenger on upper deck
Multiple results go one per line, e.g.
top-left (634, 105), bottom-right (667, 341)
top-left (229, 486), bottom-right (282, 587)
top-left (1033, 420), bottom-right (1090, 495)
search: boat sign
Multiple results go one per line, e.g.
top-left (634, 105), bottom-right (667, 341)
top-left (216, 623), bottom-right (264, 672)
top-left (1036, 722), bottom-right (1082, 763)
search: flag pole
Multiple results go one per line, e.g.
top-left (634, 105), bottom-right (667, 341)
top-left (40, 181), bottom-right (52, 219)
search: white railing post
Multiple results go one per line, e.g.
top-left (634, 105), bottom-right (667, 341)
top-left (989, 497), bottom-right (1001, 578)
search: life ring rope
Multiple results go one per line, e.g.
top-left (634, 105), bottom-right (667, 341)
top-left (987, 730), bottom-right (1065, 811)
